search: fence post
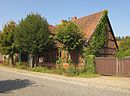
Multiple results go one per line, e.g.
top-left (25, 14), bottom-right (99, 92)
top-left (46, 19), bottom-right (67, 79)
top-left (116, 58), bottom-right (119, 75)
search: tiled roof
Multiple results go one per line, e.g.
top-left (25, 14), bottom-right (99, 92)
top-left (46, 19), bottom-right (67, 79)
top-left (73, 11), bottom-right (104, 39)
top-left (49, 11), bottom-right (104, 39)
top-left (48, 25), bottom-right (56, 35)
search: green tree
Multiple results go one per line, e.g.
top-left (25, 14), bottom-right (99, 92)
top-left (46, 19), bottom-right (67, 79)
top-left (119, 37), bottom-right (130, 51)
top-left (116, 36), bottom-right (121, 41)
top-left (56, 21), bottom-right (84, 63)
top-left (14, 13), bottom-right (53, 67)
top-left (116, 36), bottom-right (130, 58)
top-left (0, 21), bottom-right (16, 66)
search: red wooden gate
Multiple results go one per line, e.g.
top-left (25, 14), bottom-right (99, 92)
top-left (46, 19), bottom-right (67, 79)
top-left (95, 57), bottom-right (130, 76)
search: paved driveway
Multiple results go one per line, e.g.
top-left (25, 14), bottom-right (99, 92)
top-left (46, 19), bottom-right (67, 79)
top-left (0, 67), bottom-right (130, 96)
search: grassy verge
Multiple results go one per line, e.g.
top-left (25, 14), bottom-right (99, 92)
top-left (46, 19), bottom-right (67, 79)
top-left (0, 62), bottom-right (100, 78)
top-left (78, 73), bottom-right (101, 78)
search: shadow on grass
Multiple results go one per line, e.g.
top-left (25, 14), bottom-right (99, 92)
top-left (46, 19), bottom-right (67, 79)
top-left (0, 79), bottom-right (35, 93)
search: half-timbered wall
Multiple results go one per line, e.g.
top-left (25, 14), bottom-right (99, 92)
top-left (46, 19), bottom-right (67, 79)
top-left (100, 19), bottom-right (118, 57)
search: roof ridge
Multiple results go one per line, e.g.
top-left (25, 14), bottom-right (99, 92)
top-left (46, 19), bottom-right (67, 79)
top-left (73, 10), bottom-right (106, 39)
top-left (74, 10), bottom-right (105, 21)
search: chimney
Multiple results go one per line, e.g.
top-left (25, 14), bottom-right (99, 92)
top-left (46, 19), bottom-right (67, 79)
top-left (71, 16), bottom-right (77, 21)
top-left (60, 20), bottom-right (67, 24)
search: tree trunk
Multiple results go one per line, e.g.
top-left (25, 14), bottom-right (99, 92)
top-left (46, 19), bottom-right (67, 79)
top-left (68, 52), bottom-right (71, 62)
top-left (34, 54), bottom-right (39, 67)
top-left (9, 54), bottom-right (14, 66)
top-left (14, 54), bottom-right (18, 64)
top-left (36, 56), bottom-right (39, 66)
top-left (34, 55), bottom-right (37, 67)
top-left (67, 51), bottom-right (71, 64)
top-left (42, 56), bottom-right (44, 64)
top-left (30, 54), bottom-right (35, 68)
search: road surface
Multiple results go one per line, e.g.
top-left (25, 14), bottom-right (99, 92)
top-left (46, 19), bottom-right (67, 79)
top-left (0, 67), bottom-right (130, 96)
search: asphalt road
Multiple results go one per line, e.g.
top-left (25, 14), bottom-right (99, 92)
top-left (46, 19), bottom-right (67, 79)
top-left (0, 67), bottom-right (130, 96)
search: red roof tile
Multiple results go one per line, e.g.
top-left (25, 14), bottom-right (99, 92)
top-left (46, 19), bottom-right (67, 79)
top-left (49, 25), bottom-right (56, 35)
top-left (73, 11), bottom-right (104, 39)
top-left (49, 11), bottom-right (104, 39)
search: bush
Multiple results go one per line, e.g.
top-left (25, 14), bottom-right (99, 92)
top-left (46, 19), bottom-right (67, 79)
top-left (84, 55), bottom-right (96, 74)
top-left (53, 67), bottom-right (65, 75)
top-left (0, 62), bottom-right (10, 67)
top-left (56, 57), bottom-right (62, 65)
top-left (116, 49), bottom-right (130, 58)
top-left (32, 66), bottom-right (49, 73)
top-left (116, 36), bottom-right (130, 58)
top-left (15, 62), bottom-right (29, 70)
top-left (65, 65), bottom-right (79, 76)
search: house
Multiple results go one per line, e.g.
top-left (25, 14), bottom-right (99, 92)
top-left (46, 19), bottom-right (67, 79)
top-left (73, 11), bottom-right (118, 57)
top-left (41, 10), bottom-right (118, 67)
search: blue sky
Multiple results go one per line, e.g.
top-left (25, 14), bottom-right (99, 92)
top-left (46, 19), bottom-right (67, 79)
top-left (0, 0), bottom-right (129, 36)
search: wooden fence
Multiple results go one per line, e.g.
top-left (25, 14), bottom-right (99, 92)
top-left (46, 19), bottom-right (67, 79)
top-left (95, 57), bottom-right (130, 76)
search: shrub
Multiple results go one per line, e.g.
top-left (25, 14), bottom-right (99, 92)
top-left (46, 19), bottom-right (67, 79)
top-left (67, 57), bottom-right (74, 65)
top-left (56, 57), bottom-right (62, 65)
top-left (53, 67), bottom-right (65, 75)
top-left (32, 66), bottom-right (49, 73)
top-left (0, 62), bottom-right (10, 67)
top-left (56, 56), bottom-right (63, 68)
top-left (65, 65), bottom-right (79, 76)
top-left (15, 62), bottom-right (29, 70)
top-left (116, 36), bottom-right (130, 58)
top-left (116, 49), bottom-right (130, 58)
top-left (84, 55), bottom-right (96, 74)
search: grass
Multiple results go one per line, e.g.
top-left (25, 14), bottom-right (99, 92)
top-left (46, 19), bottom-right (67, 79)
top-left (0, 62), bottom-right (10, 67)
top-left (78, 72), bottom-right (101, 78)
top-left (0, 62), bottom-right (100, 78)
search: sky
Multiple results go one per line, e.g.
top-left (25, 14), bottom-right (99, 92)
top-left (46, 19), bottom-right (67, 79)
top-left (0, 0), bottom-right (129, 37)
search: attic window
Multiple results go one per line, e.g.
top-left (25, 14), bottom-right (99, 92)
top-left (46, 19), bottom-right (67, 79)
top-left (71, 17), bottom-right (77, 21)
